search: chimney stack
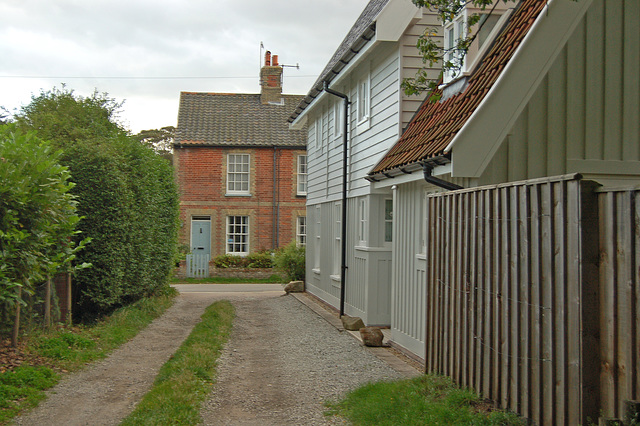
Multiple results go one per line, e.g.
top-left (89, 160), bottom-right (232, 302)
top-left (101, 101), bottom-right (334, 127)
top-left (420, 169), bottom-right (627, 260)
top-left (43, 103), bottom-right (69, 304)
top-left (260, 50), bottom-right (283, 105)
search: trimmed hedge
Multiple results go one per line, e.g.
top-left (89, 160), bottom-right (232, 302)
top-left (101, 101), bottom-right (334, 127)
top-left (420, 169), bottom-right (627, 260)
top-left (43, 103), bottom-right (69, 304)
top-left (14, 88), bottom-right (180, 320)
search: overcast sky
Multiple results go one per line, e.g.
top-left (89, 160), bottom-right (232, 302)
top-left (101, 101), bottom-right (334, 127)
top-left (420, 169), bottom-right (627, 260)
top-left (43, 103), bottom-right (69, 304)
top-left (0, 0), bottom-right (370, 133)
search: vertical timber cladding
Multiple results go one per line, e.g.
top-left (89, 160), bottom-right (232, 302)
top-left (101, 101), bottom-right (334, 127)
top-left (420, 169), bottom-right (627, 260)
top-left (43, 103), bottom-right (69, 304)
top-left (423, 174), bottom-right (600, 425)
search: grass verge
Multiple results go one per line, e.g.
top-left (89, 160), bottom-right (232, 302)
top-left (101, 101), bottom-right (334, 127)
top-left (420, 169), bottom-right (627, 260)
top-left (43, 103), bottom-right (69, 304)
top-left (0, 286), bottom-right (178, 424)
top-left (325, 374), bottom-right (525, 425)
top-left (120, 300), bottom-right (234, 425)
top-left (171, 274), bottom-right (285, 284)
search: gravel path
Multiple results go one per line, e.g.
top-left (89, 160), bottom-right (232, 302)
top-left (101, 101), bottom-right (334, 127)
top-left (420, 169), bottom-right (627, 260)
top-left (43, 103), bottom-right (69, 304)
top-left (201, 295), bottom-right (405, 425)
top-left (13, 286), bottom-right (414, 425)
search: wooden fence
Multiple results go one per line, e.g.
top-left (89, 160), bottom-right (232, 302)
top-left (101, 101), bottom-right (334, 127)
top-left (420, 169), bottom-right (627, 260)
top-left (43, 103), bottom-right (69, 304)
top-left (424, 174), bottom-right (638, 425)
top-left (185, 253), bottom-right (210, 278)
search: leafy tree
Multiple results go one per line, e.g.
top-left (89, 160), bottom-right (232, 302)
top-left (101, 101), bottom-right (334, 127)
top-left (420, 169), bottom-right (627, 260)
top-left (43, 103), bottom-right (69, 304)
top-left (0, 124), bottom-right (88, 344)
top-left (133, 126), bottom-right (175, 161)
top-left (402, 0), bottom-right (516, 96)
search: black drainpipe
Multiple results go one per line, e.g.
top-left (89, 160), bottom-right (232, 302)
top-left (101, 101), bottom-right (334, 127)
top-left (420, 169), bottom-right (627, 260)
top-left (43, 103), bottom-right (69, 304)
top-left (422, 163), bottom-right (464, 191)
top-left (324, 81), bottom-right (350, 317)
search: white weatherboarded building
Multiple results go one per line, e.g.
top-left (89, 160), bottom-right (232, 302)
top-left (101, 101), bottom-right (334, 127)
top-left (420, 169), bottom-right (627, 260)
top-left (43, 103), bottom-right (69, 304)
top-left (288, 0), bottom-right (440, 329)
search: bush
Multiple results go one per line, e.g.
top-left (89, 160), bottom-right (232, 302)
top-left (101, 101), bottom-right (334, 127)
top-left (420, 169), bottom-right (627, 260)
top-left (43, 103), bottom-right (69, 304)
top-left (273, 242), bottom-right (305, 282)
top-left (246, 251), bottom-right (273, 268)
top-left (212, 254), bottom-right (249, 268)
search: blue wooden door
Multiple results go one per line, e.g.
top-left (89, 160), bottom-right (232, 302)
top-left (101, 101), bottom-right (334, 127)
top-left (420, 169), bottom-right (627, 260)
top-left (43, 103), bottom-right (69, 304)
top-left (191, 219), bottom-right (211, 257)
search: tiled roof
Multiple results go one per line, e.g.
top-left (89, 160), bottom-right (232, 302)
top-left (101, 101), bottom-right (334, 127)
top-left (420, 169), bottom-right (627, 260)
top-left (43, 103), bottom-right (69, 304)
top-left (370, 0), bottom-right (546, 175)
top-left (176, 92), bottom-right (307, 147)
top-left (288, 0), bottom-right (389, 123)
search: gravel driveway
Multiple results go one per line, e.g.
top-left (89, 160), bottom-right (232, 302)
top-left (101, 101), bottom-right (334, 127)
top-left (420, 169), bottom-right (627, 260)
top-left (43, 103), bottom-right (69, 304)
top-left (14, 285), bottom-right (418, 425)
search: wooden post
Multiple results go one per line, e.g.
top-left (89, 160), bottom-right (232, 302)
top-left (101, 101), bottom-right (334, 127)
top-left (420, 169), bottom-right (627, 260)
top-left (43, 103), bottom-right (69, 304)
top-left (66, 273), bottom-right (72, 324)
top-left (11, 287), bottom-right (21, 347)
top-left (44, 278), bottom-right (51, 328)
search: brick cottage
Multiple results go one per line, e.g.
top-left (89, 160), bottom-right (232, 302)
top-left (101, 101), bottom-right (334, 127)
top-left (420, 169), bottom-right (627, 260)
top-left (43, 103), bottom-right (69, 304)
top-left (174, 52), bottom-right (307, 260)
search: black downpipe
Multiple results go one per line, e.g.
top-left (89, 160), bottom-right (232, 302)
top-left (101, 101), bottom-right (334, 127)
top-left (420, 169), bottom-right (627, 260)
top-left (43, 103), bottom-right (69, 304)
top-left (324, 81), bottom-right (350, 317)
top-left (423, 164), bottom-right (464, 191)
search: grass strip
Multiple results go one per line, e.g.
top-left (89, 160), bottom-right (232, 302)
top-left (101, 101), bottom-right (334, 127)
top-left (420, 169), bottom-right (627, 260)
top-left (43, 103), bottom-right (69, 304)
top-left (120, 300), bottom-right (235, 425)
top-left (171, 274), bottom-right (285, 284)
top-left (0, 287), bottom-right (177, 424)
top-left (325, 374), bottom-right (525, 425)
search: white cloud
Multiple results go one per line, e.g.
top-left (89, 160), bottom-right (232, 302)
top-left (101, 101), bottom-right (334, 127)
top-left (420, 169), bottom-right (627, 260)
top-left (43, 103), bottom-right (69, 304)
top-left (0, 0), bottom-right (370, 132)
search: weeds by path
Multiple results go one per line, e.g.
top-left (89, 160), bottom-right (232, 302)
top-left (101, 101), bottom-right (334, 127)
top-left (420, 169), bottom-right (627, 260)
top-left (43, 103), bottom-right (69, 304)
top-left (325, 374), bottom-right (525, 425)
top-left (121, 300), bottom-right (234, 425)
top-left (0, 287), bottom-right (177, 424)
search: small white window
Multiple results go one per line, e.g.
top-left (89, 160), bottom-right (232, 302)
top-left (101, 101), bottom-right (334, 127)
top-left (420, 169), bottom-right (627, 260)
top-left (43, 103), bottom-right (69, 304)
top-left (421, 190), bottom-right (428, 255)
top-left (333, 202), bottom-right (341, 276)
top-left (297, 216), bottom-right (306, 246)
top-left (226, 215), bottom-right (249, 255)
top-left (314, 205), bottom-right (321, 270)
top-left (384, 199), bottom-right (393, 243)
top-left (357, 77), bottom-right (370, 124)
top-left (333, 100), bottom-right (343, 140)
top-left (297, 155), bottom-right (307, 196)
top-left (358, 198), bottom-right (368, 245)
top-left (227, 154), bottom-right (250, 194)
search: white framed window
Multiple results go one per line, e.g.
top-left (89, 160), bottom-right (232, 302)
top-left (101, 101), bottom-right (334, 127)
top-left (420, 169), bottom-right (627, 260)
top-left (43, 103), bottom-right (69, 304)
top-left (227, 154), bottom-right (250, 194)
top-left (226, 215), bottom-right (249, 255)
top-left (333, 202), bottom-right (341, 277)
top-left (314, 205), bottom-right (321, 270)
top-left (357, 76), bottom-right (370, 124)
top-left (384, 199), bottom-right (393, 243)
top-left (333, 99), bottom-right (343, 140)
top-left (358, 198), bottom-right (368, 245)
top-left (297, 155), bottom-right (307, 196)
top-left (443, 15), bottom-right (466, 83)
top-left (297, 216), bottom-right (306, 246)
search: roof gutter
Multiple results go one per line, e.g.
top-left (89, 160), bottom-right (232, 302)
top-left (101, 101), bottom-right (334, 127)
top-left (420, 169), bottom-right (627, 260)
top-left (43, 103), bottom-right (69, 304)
top-left (323, 81), bottom-right (351, 317)
top-left (422, 163), bottom-right (463, 191)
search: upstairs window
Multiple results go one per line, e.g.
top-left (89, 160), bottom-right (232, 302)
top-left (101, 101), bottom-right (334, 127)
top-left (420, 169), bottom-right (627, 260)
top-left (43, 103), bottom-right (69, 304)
top-left (442, 2), bottom-right (512, 84)
top-left (297, 155), bottom-right (307, 196)
top-left (357, 76), bottom-right (370, 124)
top-left (227, 153), bottom-right (250, 194)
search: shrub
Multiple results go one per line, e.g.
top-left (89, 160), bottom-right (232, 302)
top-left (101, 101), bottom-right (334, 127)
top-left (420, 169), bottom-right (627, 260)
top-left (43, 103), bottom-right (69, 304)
top-left (212, 254), bottom-right (249, 268)
top-left (246, 251), bottom-right (273, 268)
top-left (273, 242), bottom-right (305, 282)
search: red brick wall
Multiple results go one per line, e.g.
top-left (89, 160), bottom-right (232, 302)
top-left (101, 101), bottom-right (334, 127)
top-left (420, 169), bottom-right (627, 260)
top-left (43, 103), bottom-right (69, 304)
top-left (174, 145), bottom-right (306, 257)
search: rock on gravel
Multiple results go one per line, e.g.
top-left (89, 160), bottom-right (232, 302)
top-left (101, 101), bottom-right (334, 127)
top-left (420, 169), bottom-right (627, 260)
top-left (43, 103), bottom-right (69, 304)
top-left (201, 295), bottom-right (405, 425)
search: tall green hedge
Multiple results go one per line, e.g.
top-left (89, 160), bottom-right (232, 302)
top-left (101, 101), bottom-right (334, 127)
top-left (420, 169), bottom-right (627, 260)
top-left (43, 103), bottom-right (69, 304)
top-left (14, 87), bottom-right (180, 320)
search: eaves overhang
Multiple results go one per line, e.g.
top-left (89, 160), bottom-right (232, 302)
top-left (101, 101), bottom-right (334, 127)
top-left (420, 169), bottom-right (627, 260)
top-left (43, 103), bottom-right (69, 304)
top-left (366, 154), bottom-right (451, 183)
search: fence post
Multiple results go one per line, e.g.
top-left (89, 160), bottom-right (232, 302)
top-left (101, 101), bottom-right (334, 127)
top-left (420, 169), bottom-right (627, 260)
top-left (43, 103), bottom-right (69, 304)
top-left (579, 180), bottom-right (602, 424)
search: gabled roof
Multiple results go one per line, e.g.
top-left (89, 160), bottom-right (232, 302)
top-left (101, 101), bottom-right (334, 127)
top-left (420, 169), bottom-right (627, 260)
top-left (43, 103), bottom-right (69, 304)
top-left (175, 92), bottom-right (306, 148)
top-left (288, 0), bottom-right (389, 123)
top-left (370, 0), bottom-right (547, 176)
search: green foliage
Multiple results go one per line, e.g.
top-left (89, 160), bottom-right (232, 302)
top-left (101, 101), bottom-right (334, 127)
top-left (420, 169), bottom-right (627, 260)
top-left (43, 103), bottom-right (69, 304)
top-left (326, 374), bottom-right (525, 425)
top-left (14, 87), bottom-right (180, 320)
top-left (121, 300), bottom-right (234, 426)
top-left (212, 254), bottom-right (249, 268)
top-left (246, 250), bottom-right (274, 268)
top-left (0, 124), bottom-right (88, 314)
top-left (36, 332), bottom-right (96, 360)
top-left (273, 242), bottom-right (305, 282)
top-left (212, 251), bottom-right (273, 269)
top-left (133, 126), bottom-right (175, 161)
top-left (0, 366), bottom-right (58, 422)
top-left (403, 0), bottom-right (516, 96)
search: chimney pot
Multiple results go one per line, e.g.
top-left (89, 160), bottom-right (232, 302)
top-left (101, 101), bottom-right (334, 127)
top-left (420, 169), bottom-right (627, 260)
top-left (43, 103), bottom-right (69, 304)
top-left (273, 55), bottom-right (279, 66)
top-left (265, 51), bottom-right (271, 66)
